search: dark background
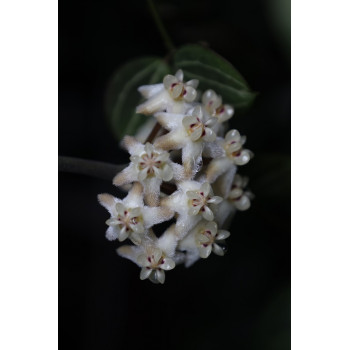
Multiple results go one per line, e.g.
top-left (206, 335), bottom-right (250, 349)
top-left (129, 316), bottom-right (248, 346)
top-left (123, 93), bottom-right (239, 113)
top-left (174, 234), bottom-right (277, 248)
top-left (59, 0), bottom-right (290, 349)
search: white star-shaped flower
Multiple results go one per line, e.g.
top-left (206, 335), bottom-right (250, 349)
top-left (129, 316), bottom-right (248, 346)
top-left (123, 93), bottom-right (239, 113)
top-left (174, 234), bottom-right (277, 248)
top-left (117, 225), bottom-right (178, 284)
top-left (136, 69), bottom-right (199, 115)
top-left (113, 136), bottom-right (184, 206)
top-left (98, 183), bottom-right (173, 244)
top-left (214, 174), bottom-right (254, 227)
top-left (206, 129), bottom-right (251, 183)
top-left (202, 89), bottom-right (234, 124)
top-left (178, 220), bottom-right (230, 265)
top-left (154, 105), bottom-right (217, 178)
top-left (161, 181), bottom-right (222, 239)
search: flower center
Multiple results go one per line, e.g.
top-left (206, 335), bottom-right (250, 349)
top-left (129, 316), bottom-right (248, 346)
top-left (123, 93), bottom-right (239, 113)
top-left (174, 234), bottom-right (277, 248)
top-left (187, 118), bottom-right (205, 137)
top-left (201, 229), bottom-right (215, 247)
top-left (117, 210), bottom-right (140, 232)
top-left (189, 191), bottom-right (207, 211)
top-left (224, 140), bottom-right (242, 159)
top-left (139, 152), bottom-right (162, 175)
top-left (147, 254), bottom-right (165, 270)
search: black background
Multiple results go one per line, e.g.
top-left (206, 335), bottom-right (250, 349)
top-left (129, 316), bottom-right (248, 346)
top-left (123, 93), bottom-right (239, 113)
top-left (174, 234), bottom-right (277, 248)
top-left (59, 0), bottom-right (290, 349)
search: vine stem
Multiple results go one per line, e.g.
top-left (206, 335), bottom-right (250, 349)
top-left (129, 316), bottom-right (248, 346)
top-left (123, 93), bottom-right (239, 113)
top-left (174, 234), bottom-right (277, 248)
top-left (58, 156), bottom-right (125, 181)
top-left (147, 0), bottom-right (175, 52)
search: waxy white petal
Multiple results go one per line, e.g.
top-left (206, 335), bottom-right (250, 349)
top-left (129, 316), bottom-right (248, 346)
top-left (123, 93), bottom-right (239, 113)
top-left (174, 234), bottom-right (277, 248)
top-left (198, 245), bottom-right (212, 258)
top-left (212, 243), bottom-right (224, 256)
top-left (156, 269), bottom-right (166, 284)
top-left (189, 126), bottom-right (203, 141)
top-left (200, 182), bottom-right (211, 197)
top-left (234, 195), bottom-right (251, 211)
top-left (207, 196), bottom-right (223, 205)
top-left (162, 164), bottom-right (173, 181)
top-left (140, 267), bottom-right (152, 280)
top-left (161, 258), bottom-right (176, 270)
top-left (186, 79), bottom-right (199, 88)
top-left (138, 167), bottom-right (148, 181)
top-left (234, 149), bottom-right (251, 165)
top-left (182, 115), bottom-right (197, 129)
top-left (137, 254), bottom-right (150, 267)
top-left (175, 69), bottom-right (183, 81)
top-left (183, 86), bottom-right (197, 102)
top-left (202, 206), bottom-right (214, 221)
top-left (225, 129), bottom-right (241, 142)
top-left (188, 206), bottom-right (200, 216)
top-left (216, 230), bottom-right (230, 240)
top-left (202, 127), bottom-right (216, 142)
top-left (163, 75), bottom-right (178, 89)
top-left (118, 226), bottom-right (129, 241)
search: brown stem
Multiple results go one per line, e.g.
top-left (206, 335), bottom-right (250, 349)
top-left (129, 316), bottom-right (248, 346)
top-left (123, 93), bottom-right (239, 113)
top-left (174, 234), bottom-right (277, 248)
top-left (145, 122), bottom-right (162, 144)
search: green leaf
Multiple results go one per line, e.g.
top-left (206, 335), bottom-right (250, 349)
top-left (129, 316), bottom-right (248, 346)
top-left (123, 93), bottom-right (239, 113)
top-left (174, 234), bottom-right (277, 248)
top-left (105, 57), bottom-right (170, 140)
top-left (173, 44), bottom-right (257, 112)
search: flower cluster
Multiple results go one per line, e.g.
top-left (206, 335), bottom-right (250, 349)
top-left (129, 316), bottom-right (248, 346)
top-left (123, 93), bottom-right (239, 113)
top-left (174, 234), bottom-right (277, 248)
top-left (98, 70), bottom-right (253, 284)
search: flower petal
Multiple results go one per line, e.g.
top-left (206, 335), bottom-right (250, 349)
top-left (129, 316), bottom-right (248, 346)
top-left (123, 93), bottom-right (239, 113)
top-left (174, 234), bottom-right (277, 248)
top-left (205, 221), bottom-right (217, 234)
top-left (163, 75), bottom-right (177, 89)
top-left (198, 245), bottom-right (212, 258)
top-left (161, 257), bottom-right (175, 270)
top-left (175, 69), bottom-right (183, 81)
top-left (186, 79), bottom-right (199, 88)
top-left (105, 218), bottom-right (120, 226)
top-left (188, 206), bottom-right (200, 216)
top-left (138, 167), bottom-right (148, 181)
top-left (234, 195), bottom-right (251, 211)
top-left (153, 248), bottom-right (162, 264)
top-left (203, 127), bottom-right (216, 142)
top-left (200, 182), bottom-right (211, 197)
top-left (118, 226), bottom-right (129, 241)
top-left (183, 86), bottom-right (197, 102)
top-left (137, 254), bottom-right (149, 267)
top-left (216, 230), bottom-right (230, 240)
top-left (234, 150), bottom-right (251, 166)
top-left (229, 188), bottom-right (243, 199)
top-left (115, 203), bottom-right (126, 215)
top-left (156, 269), bottom-right (166, 284)
top-left (182, 115), bottom-right (197, 130)
top-left (225, 129), bottom-right (241, 142)
top-left (140, 267), bottom-right (152, 280)
top-left (189, 126), bottom-right (203, 141)
top-left (196, 233), bottom-right (210, 244)
top-left (162, 164), bottom-right (173, 181)
top-left (207, 196), bottom-right (223, 205)
top-left (202, 206), bottom-right (214, 221)
top-left (172, 84), bottom-right (183, 99)
top-left (131, 222), bottom-right (144, 234)
top-left (186, 190), bottom-right (201, 200)
top-left (212, 243), bottom-right (224, 256)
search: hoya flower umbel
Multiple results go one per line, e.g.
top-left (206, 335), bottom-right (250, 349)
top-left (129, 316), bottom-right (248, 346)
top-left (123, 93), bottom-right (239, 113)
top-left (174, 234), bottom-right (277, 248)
top-left (186, 182), bottom-right (223, 221)
top-left (137, 246), bottom-right (175, 284)
top-left (182, 105), bottom-right (217, 142)
top-left (227, 174), bottom-right (253, 211)
top-left (202, 89), bottom-right (234, 123)
top-left (131, 142), bottom-right (173, 182)
top-left (163, 69), bottom-right (198, 102)
top-left (195, 221), bottom-right (230, 258)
